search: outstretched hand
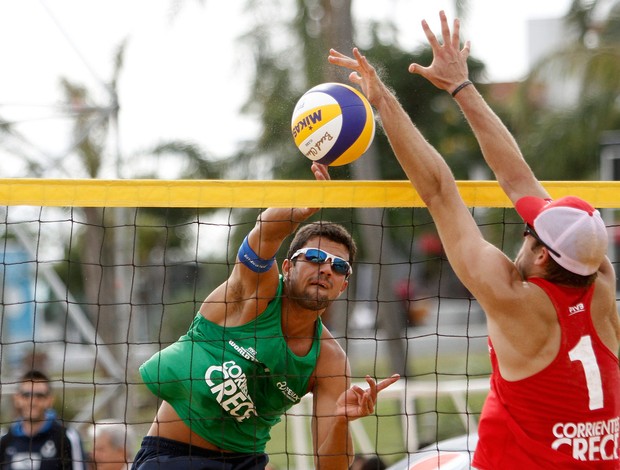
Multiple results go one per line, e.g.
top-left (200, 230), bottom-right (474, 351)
top-left (335, 374), bottom-right (400, 421)
top-left (327, 48), bottom-right (388, 108)
top-left (311, 162), bottom-right (329, 181)
top-left (408, 10), bottom-right (470, 93)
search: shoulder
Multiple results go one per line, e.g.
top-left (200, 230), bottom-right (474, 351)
top-left (594, 259), bottom-right (617, 306)
top-left (483, 277), bottom-right (556, 328)
top-left (49, 421), bottom-right (79, 441)
top-left (591, 273), bottom-right (620, 351)
top-left (318, 326), bottom-right (346, 360)
top-left (482, 279), bottom-right (561, 379)
top-left (474, 268), bottom-right (547, 322)
top-left (59, 425), bottom-right (86, 460)
top-left (63, 425), bottom-right (82, 441)
top-left (444, 234), bottom-right (524, 309)
top-left (314, 327), bottom-right (349, 384)
top-left (486, 283), bottom-right (555, 346)
top-left (45, 420), bottom-right (68, 437)
top-left (0, 427), bottom-right (11, 446)
top-left (200, 268), bottom-right (281, 325)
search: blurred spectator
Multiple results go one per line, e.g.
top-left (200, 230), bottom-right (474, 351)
top-left (394, 279), bottom-right (429, 327)
top-left (89, 421), bottom-right (135, 470)
top-left (0, 369), bottom-right (87, 470)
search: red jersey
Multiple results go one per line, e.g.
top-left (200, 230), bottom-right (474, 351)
top-left (473, 278), bottom-right (620, 469)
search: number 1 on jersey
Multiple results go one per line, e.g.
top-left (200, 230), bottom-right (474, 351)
top-left (568, 335), bottom-right (604, 410)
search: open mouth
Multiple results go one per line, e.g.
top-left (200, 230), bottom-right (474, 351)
top-left (310, 279), bottom-right (330, 289)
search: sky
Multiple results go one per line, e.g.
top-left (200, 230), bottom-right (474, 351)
top-left (0, 0), bottom-right (575, 179)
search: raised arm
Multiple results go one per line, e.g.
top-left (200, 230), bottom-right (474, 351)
top-left (328, 48), bottom-right (486, 261)
top-left (328, 48), bottom-right (464, 216)
top-left (312, 335), bottom-right (399, 469)
top-left (238, 162), bottom-right (330, 277)
top-left (328, 46), bottom-right (519, 312)
top-left (408, 10), bottom-right (548, 203)
top-left (200, 163), bottom-right (329, 325)
top-left (247, 162), bottom-right (329, 256)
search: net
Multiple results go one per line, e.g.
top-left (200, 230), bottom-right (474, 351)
top-left (0, 179), bottom-right (618, 469)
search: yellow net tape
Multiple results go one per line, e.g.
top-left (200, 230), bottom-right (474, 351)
top-left (0, 179), bottom-right (618, 208)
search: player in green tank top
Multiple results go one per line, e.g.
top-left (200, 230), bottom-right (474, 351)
top-left (134, 163), bottom-right (400, 470)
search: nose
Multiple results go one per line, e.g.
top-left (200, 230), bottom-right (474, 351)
top-left (318, 260), bottom-right (333, 276)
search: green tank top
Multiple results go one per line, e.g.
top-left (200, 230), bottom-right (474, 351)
top-left (139, 277), bottom-right (323, 453)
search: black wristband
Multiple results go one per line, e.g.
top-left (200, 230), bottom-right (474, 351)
top-left (451, 80), bottom-right (473, 97)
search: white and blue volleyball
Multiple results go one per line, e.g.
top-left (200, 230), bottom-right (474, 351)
top-left (291, 83), bottom-right (375, 166)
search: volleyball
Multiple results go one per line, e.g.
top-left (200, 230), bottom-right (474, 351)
top-left (291, 82), bottom-right (375, 166)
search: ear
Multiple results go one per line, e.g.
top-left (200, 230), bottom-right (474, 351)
top-left (282, 259), bottom-right (291, 278)
top-left (338, 279), bottom-right (349, 295)
top-left (534, 246), bottom-right (551, 267)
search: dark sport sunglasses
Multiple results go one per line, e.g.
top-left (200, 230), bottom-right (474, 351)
top-left (523, 225), bottom-right (561, 258)
top-left (290, 247), bottom-right (352, 278)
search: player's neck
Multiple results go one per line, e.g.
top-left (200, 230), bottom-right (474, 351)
top-left (21, 419), bottom-right (46, 436)
top-left (280, 304), bottom-right (320, 355)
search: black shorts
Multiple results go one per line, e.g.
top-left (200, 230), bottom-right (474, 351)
top-left (132, 436), bottom-right (269, 470)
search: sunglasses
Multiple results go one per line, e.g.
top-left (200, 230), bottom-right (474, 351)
top-left (290, 247), bottom-right (352, 277)
top-left (18, 391), bottom-right (49, 399)
top-left (523, 225), bottom-right (561, 258)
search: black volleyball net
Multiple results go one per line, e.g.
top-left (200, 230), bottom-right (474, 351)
top-left (0, 178), bottom-right (617, 468)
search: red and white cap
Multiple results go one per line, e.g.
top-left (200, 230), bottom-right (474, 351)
top-left (515, 195), bottom-right (608, 276)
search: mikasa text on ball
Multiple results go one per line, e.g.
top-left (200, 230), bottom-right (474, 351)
top-left (291, 82), bottom-right (375, 166)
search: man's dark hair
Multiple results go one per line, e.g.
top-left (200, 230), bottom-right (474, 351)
top-left (530, 241), bottom-right (597, 287)
top-left (19, 370), bottom-right (51, 386)
top-left (287, 221), bottom-right (357, 263)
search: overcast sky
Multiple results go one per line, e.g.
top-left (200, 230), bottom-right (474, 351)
top-left (0, 0), bottom-right (575, 178)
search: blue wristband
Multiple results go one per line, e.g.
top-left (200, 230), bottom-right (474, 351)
top-left (237, 236), bottom-right (275, 273)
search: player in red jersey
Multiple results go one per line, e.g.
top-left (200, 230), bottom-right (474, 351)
top-left (329, 10), bottom-right (620, 469)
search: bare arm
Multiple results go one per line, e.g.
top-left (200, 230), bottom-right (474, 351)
top-left (200, 163), bottom-right (330, 325)
top-left (312, 336), bottom-right (399, 468)
top-left (410, 11), bottom-right (617, 289)
top-left (246, 162), bottom-right (330, 258)
top-left (328, 49), bottom-right (464, 215)
top-left (408, 10), bottom-right (548, 204)
top-left (328, 48), bottom-right (517, 300)
top-left (329, 14), bottom-right (613, 378)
